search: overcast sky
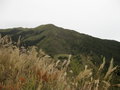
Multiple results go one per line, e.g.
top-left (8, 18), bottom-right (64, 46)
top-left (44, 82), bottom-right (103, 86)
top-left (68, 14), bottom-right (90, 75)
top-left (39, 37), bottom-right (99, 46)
top-left (0, 0), bottom-right (120, 41)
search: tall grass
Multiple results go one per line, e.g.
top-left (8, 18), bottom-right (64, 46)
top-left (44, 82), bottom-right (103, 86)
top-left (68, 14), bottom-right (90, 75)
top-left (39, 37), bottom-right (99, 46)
top-left (0, 35), bottom-right (119, 90)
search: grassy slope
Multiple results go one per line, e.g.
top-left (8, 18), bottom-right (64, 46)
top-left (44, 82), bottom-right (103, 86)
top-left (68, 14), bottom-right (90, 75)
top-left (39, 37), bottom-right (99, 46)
top-left (0, 24), bottom-right (120, 65)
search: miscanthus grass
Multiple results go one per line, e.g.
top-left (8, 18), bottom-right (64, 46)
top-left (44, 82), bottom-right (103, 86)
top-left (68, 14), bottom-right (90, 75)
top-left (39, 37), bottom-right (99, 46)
top-left (0, 35), bottom-right (119, 90)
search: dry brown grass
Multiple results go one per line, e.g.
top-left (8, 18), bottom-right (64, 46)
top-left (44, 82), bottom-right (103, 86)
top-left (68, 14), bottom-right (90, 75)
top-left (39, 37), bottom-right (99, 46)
top-left (0, 35), bottom-right (119, 90)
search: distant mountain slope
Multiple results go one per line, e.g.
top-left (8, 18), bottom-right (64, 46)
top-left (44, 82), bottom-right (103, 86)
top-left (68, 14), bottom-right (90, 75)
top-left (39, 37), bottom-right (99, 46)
top-left (0, 24), bottom-right (120, 65)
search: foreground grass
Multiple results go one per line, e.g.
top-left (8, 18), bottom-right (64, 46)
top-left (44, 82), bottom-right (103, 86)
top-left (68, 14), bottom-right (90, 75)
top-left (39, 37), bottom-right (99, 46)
top-left (0, 35), bottom-right (119, 90)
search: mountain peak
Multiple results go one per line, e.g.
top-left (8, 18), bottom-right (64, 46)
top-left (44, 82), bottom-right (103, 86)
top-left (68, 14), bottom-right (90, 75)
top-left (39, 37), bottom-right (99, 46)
top-left (44, 24), bottom-right (56, 27)
top-left (36, 24), bottom-right (58, 29)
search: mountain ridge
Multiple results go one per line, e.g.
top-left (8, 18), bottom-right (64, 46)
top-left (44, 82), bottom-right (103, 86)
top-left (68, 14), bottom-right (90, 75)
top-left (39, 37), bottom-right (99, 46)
top-left (1, 24), bottom-right (119, 42)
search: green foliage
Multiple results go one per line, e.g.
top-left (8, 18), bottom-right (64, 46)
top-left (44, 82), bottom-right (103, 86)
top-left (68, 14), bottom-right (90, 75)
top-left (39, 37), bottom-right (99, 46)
top-left (0, 24), bottom-right (120, 66)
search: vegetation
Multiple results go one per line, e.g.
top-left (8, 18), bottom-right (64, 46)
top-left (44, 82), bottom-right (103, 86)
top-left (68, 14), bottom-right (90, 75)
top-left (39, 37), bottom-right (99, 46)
top-left (0, 24), bottom-right (120, 66)
top-left (0, 35), bottom-right (120, 90)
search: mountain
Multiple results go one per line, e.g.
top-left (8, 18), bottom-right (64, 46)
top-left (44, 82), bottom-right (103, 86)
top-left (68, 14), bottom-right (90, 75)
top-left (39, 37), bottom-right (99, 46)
top-left (0, 24), bottom-right (120, 65)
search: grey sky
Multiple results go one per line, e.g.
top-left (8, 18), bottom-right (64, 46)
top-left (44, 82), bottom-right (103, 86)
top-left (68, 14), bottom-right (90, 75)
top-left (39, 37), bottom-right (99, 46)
top-left (0, 0), bottom-right (120, 41)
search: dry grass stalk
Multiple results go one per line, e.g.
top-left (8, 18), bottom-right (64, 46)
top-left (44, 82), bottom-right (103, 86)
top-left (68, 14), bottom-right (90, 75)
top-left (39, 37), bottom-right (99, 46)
top-left (112, 84), bottom-right (120, 87)
top-left (98, 57), bottom-right (106, 71)
top-left (104, 58), bottom-right (118, 80)
top-left (75, 67), bottom-right (92, 82)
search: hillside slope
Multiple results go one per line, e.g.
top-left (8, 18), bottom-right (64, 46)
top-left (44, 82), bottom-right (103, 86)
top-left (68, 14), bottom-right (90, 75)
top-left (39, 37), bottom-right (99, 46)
top-left (0, 24), bottom-right (120, 65)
